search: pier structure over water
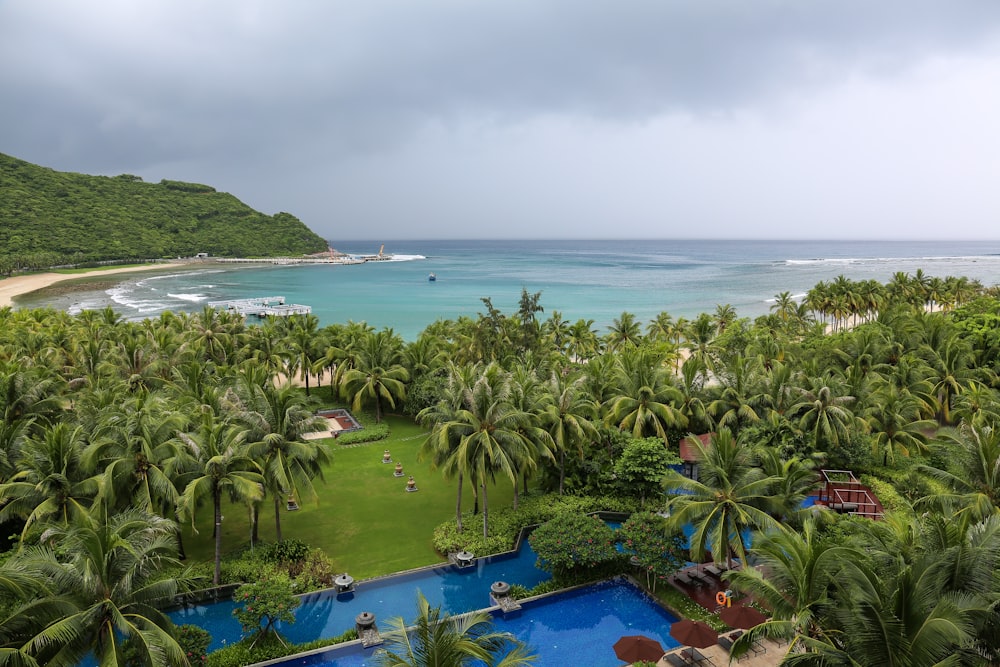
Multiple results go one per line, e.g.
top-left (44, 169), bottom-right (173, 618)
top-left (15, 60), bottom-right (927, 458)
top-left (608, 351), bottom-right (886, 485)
top-left (208, 296), bottom-right (311, 318)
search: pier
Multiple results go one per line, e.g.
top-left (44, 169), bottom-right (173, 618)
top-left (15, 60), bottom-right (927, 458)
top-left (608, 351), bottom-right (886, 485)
top-left (208, 296), bottom-right (311, 318)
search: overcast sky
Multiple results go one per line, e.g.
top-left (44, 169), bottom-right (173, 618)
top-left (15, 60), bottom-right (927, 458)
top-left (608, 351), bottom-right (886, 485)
top-left (3, 1), bottom-right (1000, 241)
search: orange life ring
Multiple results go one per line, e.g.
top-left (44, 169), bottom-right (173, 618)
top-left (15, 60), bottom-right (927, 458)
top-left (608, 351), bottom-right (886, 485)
top-left (715, 591), bottom-right (728, 606)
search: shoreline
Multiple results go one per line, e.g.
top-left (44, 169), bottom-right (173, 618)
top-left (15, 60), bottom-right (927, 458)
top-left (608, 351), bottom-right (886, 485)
top-left (0, 263), bottom-right (188, 307)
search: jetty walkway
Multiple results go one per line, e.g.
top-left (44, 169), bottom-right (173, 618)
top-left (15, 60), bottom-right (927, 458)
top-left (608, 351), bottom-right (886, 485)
top-left (208, 296), bottom-right (311, 318)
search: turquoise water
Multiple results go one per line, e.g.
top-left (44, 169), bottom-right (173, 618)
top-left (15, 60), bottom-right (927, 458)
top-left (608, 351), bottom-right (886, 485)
top-left (279, 580), bottom-right (680, 667)
top-left (17, 239), bottom-right (1000, 341)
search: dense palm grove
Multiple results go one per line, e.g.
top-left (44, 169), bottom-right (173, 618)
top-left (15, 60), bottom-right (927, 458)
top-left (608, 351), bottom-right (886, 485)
top-left (1, 271), bottom-right (1000, 665)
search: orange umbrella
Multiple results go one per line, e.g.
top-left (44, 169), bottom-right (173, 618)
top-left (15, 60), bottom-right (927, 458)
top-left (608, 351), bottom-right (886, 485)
top-left (613, 635), bottom-right (665, 663)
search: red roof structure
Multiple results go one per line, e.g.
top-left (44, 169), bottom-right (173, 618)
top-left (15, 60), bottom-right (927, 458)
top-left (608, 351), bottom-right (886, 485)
top-left (679, 433), bottom-right (712, 462)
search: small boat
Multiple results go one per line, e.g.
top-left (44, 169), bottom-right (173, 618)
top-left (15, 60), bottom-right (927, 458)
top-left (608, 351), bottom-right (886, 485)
top-left (428, 273), bottom-right (437, 282)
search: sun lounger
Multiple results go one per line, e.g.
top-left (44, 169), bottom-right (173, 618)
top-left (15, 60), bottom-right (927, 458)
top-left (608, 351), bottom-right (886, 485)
top-left (686, 647), bottom-right (717, 666)
top-left (704, 564), bottom-right (722, 576)
top-left (674, 572), bottom-right (693, 585)
top-left (663, 652), bottom-right (689, 667)
top-left (688, 570), bottom-right (709, 584)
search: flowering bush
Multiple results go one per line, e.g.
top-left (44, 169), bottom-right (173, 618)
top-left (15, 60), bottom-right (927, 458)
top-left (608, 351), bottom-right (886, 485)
top-left (231, 575), bottom-right (300, 646)
top-left (528, 512), bottom-right (620, 579)
top-left (176, 624), bottom-right (211, 664)
top-left (619, 511), bottom-right (686, 591)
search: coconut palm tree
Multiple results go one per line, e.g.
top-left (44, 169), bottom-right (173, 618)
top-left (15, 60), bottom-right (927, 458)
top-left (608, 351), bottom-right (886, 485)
top-left (788, 381), bottom-right (857, 452)
top-left (606, 311), bottom-right (643, 351)
top-left (418, 363), bottom-right (480, 532)
top-left (237, 383), bottom-right (329, 543)
top-left (341, 329), bottom-right (409, 423)
top-left (0, 423), bottom-right (97, 540)
top-left (177, 418), bottom-right (264, 586)
top-left (84, 391), bottom-right (185, 516)
top-left (377, 591), bottom-right (535, 667)
top-left (602, 348), bottom-right (686, 446)
top-left (541, 371), bottom-right (599, 495)
top-left (283, 313), bottom-right (323, 396)
top-left (724, 519), bottom-right (874, 657)
top-left (436, 365), bottom-right (535, 539)
top-left (566, 318), bottom-right (600, 362)
top-left (918, 423), bottom-right (1000, 523)
top-left (12, 510), bottom-right (194, 667)
top-left (663, 429), bottom-right (779, 569)
top-left (864, 384), bottom-right (935, 465)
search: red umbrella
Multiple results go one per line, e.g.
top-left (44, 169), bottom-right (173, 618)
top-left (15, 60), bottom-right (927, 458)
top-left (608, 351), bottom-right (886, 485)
top-left (669, 619), bottom-right (718, 648)
top-left (720, 605), bottom-right (767, 630)
top-left (613, 635), bottom-right (665, 663)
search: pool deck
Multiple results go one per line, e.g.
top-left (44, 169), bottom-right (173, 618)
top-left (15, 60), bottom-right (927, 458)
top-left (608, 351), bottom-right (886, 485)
top-left (654, 635), bottom-right (792, 667)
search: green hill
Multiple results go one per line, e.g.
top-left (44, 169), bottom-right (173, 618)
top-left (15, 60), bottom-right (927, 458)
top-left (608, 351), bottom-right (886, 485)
top-left (0, 152), bottom-right (329, 273)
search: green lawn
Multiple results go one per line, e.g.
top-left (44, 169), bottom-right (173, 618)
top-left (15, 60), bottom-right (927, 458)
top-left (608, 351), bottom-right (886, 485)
top-left (181, 414), bottom-right (515, 580)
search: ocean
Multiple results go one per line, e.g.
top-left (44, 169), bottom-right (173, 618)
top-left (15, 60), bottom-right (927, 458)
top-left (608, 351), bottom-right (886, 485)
top-left (16, 239), bottom-right (1000, 341)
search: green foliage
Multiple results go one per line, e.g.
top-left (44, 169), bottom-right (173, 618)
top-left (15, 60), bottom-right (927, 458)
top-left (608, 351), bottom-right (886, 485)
top-left (653, 585), bottom-right (728, 631)
top-left (431, 493), bottom-right (640, 556)
top-left (0, 152), bottom-right (327, 270)
top-left (528, 512), bottom-right (620, 579)
top-left (257, 538), bottom-right (311, 563)
top-left (335, 421), bottom-right (389, 445)
top-left (176, 624), bottom-right (212, 665)
top-left (219, 542), bottom-right (334, 592)
top-left (613, 436), bottom-right (680, 503)
top-left (205, 629), bottom-right (358, 667)
top-left (859, 474), bottom-right (910, 513)
top-left (619, 511), bottom-right (686, 590)
top-left (823, 431), bottom-right (874, 472)
top-left (231, 575), bottom-right (300, 637)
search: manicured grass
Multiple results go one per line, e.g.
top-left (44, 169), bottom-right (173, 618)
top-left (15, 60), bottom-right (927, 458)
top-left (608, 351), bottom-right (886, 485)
top-left (180, 414), bottom-right (515, 580)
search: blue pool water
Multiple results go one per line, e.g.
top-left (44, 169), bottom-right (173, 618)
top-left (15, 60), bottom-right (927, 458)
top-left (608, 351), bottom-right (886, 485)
top-left (171, 541), bottom-right (550, 651)
top-left (272, 579), bottom-right (680, 667)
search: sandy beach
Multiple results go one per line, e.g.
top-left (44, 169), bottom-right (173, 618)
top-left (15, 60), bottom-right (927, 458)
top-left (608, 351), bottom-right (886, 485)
top-left (0, 263), bottom-right (186, 308)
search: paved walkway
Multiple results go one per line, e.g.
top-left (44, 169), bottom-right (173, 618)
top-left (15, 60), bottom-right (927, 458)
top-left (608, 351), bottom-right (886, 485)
top-left (654, 636), bottom-right (792, 667)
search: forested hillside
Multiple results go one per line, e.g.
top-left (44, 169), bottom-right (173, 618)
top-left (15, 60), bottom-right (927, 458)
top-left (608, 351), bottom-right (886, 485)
top-left (0, 152), bottom-right (328, 273)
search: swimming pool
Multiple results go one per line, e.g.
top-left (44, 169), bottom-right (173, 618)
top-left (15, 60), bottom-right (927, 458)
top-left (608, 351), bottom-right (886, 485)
top-left (171, 539), bottom-right (551, 651)
top-left (270, 579), bottom-right (680, 667)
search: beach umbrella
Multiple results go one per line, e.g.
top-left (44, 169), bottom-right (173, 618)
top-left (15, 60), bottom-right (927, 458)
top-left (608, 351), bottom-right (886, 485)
top-left (720, 605), bottom-right (767, 630)
top-left (669, 619), bottom-right (718, 649)
top-left (613, 635), bottom-right (665, 663)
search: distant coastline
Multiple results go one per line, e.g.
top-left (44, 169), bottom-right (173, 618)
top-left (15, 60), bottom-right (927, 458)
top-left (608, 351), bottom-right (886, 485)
top-left (0, 263), bottom-right (187, 307)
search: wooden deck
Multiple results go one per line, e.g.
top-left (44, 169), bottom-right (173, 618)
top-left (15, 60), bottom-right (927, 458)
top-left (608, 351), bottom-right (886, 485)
top-left (816, 469), bottom-right (884, 519)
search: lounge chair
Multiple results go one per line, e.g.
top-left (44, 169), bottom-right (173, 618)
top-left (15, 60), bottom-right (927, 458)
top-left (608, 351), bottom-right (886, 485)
top-left (663, 652), bottom-right (690, 667)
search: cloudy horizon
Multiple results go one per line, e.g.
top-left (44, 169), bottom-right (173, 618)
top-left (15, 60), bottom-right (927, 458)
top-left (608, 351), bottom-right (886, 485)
top-left (3, 1), bottom-right (1000, 241)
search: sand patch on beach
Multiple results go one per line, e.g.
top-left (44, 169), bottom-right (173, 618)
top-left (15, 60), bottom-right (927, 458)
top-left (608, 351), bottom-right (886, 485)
top-left (0, 264), bottom-right (185, 307)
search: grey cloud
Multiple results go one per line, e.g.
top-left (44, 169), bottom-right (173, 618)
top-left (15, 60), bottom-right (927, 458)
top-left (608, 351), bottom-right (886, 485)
top-left (3, 1), bottom-right (1000, 239)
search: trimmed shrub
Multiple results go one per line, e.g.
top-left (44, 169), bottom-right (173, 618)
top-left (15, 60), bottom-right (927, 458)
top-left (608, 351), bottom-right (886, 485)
top-left (529, 513), bottom-right (620, 581)
top-left (205, 629), bottom-right (358, 667)
top-left (335, 421), bottom-right (389, 445)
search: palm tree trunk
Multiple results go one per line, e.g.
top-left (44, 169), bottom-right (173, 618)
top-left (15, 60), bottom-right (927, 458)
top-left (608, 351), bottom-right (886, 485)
top-left (481, 481), bottom-right (489, 539)
top-left (213, 488), bottom-right (223, 586)
top-left (250, 502), bottom-right (260, 546)
top-left (452, 472), bottom-right (464, 533)
top-left (512, 477), bottom-right (519, 511)
top-left (274, 494), bottom-right (283, 543)
top-left (559, 450), bottom-right (566, 495)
